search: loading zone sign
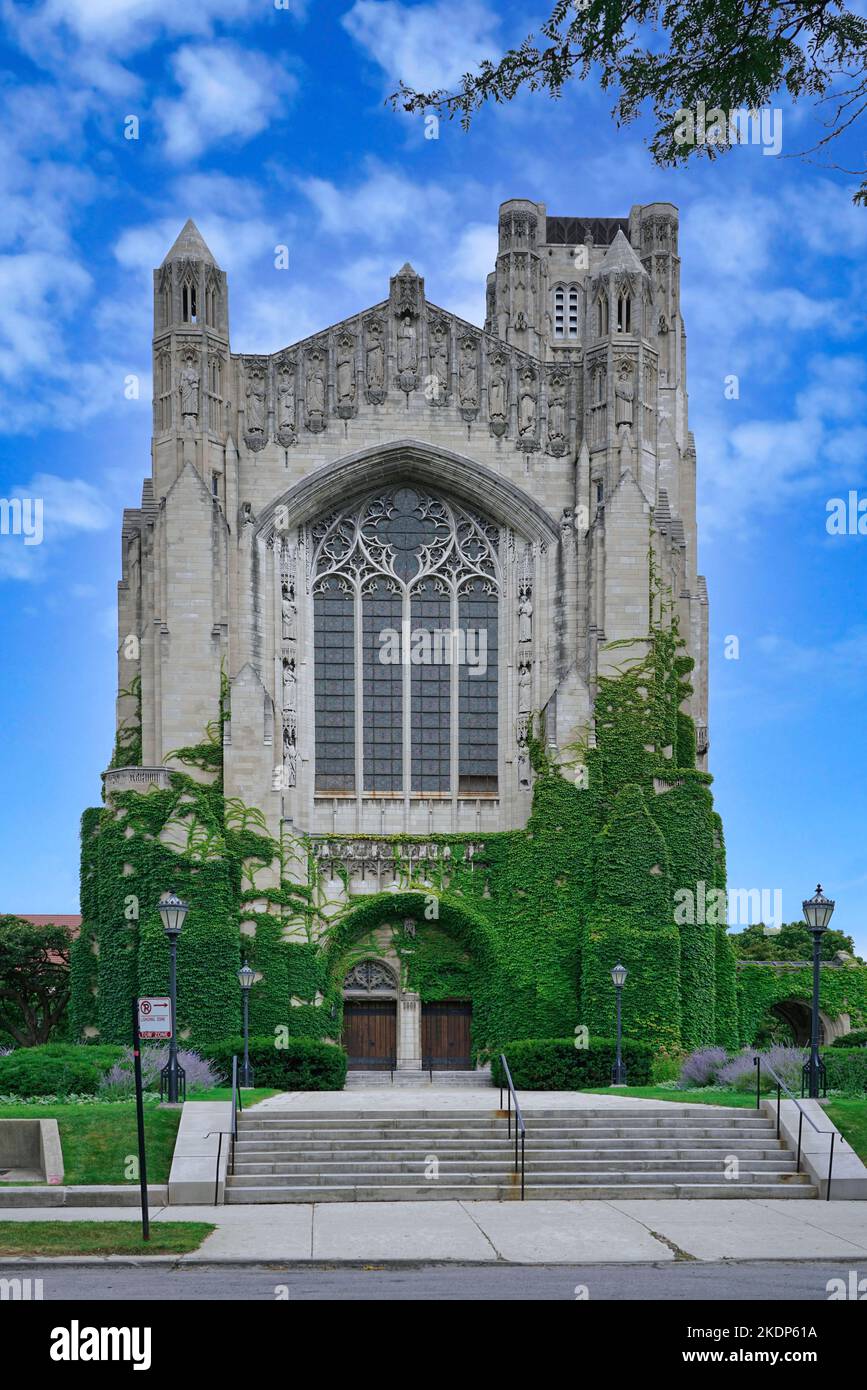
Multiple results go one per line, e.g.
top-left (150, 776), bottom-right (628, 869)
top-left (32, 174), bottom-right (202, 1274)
top-left (137, 996), bottom-right (172, 1039)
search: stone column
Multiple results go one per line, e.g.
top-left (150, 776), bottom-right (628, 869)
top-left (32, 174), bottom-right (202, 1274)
top-left (397, 991), bottom-right (421, 1069)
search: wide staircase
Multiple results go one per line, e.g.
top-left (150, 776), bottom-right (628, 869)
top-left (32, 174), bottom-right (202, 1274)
top-left (225, 1105), bottom-right (817, 1203)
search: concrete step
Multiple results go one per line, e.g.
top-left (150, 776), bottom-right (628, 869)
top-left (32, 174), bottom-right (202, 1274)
top-left (232, 1150), bottom-right (800, 1173)
top-left (225, 1180), bottom-right (818, 1203)
top-left (228, 1164), bottom-right (806, 1185)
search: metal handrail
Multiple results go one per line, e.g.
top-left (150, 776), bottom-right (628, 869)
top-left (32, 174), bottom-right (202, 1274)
top-left (754, 1055), bottom-right (848, 1201)
top-left (209, 1056), bottom-right (244, 1203)
top-left (498, 1053), bottom-right (526, 1200)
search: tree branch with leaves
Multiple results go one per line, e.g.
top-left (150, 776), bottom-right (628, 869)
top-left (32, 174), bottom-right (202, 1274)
top-left (390, 1), bottom-right (867, 202)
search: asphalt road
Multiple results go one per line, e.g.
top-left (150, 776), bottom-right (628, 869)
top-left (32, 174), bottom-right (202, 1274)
top-left (0, 1260), bottom-right (860, 1300)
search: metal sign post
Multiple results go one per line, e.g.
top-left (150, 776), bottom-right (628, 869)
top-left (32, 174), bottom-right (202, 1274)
top-left (132, 998), bottom-right (150, 1242)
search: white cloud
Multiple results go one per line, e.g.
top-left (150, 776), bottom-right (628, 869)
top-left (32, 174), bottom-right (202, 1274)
top-left (342, 0), bottom-right (500, 91)
top-left (156, 43), bottom-right (296, 163)
top-left (0, 473), bottom-right (113, 581)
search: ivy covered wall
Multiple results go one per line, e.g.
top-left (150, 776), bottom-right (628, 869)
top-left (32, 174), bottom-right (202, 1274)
top-left (73, 585), bottom-right (752, 1056)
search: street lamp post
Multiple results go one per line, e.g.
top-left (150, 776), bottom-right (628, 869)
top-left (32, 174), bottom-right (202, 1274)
top-left (802, 885), bottom-right (835, 1099)
top-left (611, 963), bottom-right (628, 1086)
top-left (237, 961), bottom-right (256, 1087)
top-left (157, 891), bottom-right (188, 1104)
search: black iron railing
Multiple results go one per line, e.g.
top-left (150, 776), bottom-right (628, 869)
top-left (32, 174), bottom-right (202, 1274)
top-left (498, 1053), bottom-right (526, 1200)
top-left (211, 1054), bottom-right (242, 1203)
top-left (754, 1054), bottom-right (846, 1201)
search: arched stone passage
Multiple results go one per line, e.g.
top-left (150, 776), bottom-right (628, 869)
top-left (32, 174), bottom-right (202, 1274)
top-left (324, 888), bottom-right (501, 1069)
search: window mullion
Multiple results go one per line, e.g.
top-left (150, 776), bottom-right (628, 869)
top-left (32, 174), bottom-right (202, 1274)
top-left (403, 586), bottom-right (411, 814)
top-left (354, 581), bottom-right (363, 815)
top-left (450, 580), bottom-right (459, 815)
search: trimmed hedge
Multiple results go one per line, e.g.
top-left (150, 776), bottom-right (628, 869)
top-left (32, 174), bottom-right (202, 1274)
top-left (823, 1048), bottom-right (867, 1093)
top-left (492, 1036), bottom-right (654, 1090)
top-left (0, 1043), bottom-right (124, 1097)
top-left (200, 1036), bottom-right (347, 1091)
top-left (831, 1029), bottom-right (867, 1049)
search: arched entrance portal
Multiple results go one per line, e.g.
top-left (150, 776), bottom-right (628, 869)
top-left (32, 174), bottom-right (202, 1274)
top-left (769, 998), bottom-right (829, 1046)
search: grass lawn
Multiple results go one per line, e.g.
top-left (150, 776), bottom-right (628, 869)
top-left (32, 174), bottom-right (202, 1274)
top-left (825, 1099), bottom-right (867, 1164)
top-left (0, 1103), bottom-right (181, 1185)
top-left (0, 1221), bottom-right (214, 1256)
top-left (582, 1085), bottom-right (759, 1108)
top-left (189, 1088), bottom-right (277, 1105)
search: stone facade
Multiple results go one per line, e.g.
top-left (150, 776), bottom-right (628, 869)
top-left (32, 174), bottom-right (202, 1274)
top-left (107, 204), bottom-right (709, 1055)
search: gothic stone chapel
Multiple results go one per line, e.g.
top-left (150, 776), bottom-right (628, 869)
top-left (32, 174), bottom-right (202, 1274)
top-left (73, 202), bottom-right (740, 1068)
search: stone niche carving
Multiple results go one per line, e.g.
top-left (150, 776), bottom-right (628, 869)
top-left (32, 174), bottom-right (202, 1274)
top-left (516, 366), bottom-right (539, 451)
top-left (243, 357), bottom-right (268, 451)
top-left (391, 264), bottom-right (422, 394)
top-left (334, 331), bottom-right (357, 418)
top-left (546, 369), bottom-right (568, 456)
top-left (343, 960), bottom-right (398, 994)
top-left (305, 341), bottom-right (328, 432)
top-left (427, 315), bottom-right (449, 405)
top-left (487, 350), bottom-right (509, 436)
top-left (458, 335), bottom-right (480, 420)
top-left (364, 315), bottom-right (387, 403)
top-left (614, 356), bottom-right (635, 429)
top-left (179, 347), bottom-right (200, 424)
top-left (275, 354), bottom-right (297, 447)
top-left (395, 312), bottom-right (418, 393)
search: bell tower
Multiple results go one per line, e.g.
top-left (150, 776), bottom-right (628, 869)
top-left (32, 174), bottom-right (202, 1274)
top-left (152, 219), bottom-right (229, 499)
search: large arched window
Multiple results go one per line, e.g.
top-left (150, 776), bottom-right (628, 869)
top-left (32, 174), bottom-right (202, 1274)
top-left (309, 486), bottom-right (500, 797)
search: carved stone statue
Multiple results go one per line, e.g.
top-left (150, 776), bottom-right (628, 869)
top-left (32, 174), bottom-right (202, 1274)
top-left (366, 322), bottom-right (385, 398)
top-left (282, 596), bottom-right (296, 642)
top-left (459, 342), bottom-right (478, 411)
top-left (429, 320), bottom-right (449, 401)
top-left (518, 595), bottom-right (533, 644)
top-left (397, 313), bottom-right (417, 384)
top-left (179, 360), bottom-right (199, 420)
top-left (277, 366), bottom-right (295, 434)
top-left (306, 350), bottom-right (326, 430)
top-left (283, 654), bottom-right (297, 710)
top-left (518, 661), bottom-right (531, 713)
top-left (518, 370), bottom-right (536, 437)
top-left (615, 361), bottom-right (634, 427)
top-left (336, 337), bottom-right (355, 416)
top-left (489, 353), bottom-right (508, 428)
top-left (246, 371), bottom-right (265, 433)
top-left (547, 375), bottom-right (567, 454)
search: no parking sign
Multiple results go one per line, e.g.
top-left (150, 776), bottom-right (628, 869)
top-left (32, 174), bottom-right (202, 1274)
top-left (137, 995), bottom-right (172, 1039)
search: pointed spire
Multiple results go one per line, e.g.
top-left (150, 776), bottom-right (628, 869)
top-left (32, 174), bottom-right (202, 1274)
top-left (162, 219), bottom-right (218, 267)
top-left (599, 228), bottom-right (646, 276)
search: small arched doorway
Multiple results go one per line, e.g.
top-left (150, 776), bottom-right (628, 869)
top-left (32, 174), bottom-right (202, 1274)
top-left (342, 960), bottom-right (398, 1070)
top-left (767, 998), bottom-right (827, 1046)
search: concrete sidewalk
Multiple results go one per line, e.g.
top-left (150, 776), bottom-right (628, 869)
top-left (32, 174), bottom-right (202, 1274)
top-left (251, 1087), bottom-right (732, 1112)
top-left (4, 1199), bottom-right (867, 1264)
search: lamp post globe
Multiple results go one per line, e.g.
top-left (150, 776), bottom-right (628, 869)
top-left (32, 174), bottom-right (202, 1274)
top-left (802, 885), bottom-right (835, 1100)
top-left (611, 964), bottom-right (628, 1086)
top-left (157, 892), bottom-right (188, 1104)
top-left (237, 961), bottom-right (256, 1087)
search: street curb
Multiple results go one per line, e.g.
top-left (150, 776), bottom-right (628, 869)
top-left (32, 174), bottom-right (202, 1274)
top-left (0, 1253), bottom-right (863, 1268)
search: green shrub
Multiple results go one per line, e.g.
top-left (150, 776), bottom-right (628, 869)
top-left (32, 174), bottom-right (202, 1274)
top-left (823, 1049), bottom-right (867, 1093)
top-left (0, 1043), bottom-right (124, 1098)
top-left (492, 1037), bottom-right (654, 1090)
top-left (831, 1029), bottom-right (867, 1049)
top-left (200, 1036), bottom-right (347, 1091)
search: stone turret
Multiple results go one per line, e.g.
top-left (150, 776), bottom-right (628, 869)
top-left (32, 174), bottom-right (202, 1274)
top-left (152, 219), bottom-right (230, 500)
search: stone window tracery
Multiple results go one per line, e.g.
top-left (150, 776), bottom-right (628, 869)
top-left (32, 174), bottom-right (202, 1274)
top-left (309, 485), bottom-right (500, 797)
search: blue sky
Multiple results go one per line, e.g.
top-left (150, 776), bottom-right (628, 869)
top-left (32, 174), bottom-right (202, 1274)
top-left (1, 0), bottom-right (866, 954)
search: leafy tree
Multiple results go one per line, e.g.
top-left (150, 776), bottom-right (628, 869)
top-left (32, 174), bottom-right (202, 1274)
top-left (390, 2), bottom-right (867, 203)
top-left (0, 916), bottom-right (71, 1046)
top-left (729, 919), bottom-right (860, 962)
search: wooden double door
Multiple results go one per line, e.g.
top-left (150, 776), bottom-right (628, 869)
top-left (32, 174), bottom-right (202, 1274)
top-left (343, 1000), bottom-right (396, 1070)
top-left (422, 999), bottom-right (472, 1071)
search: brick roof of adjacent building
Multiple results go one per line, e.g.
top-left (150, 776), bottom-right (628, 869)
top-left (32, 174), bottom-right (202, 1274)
top-left (10, 914), bottom-right (81, 938)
